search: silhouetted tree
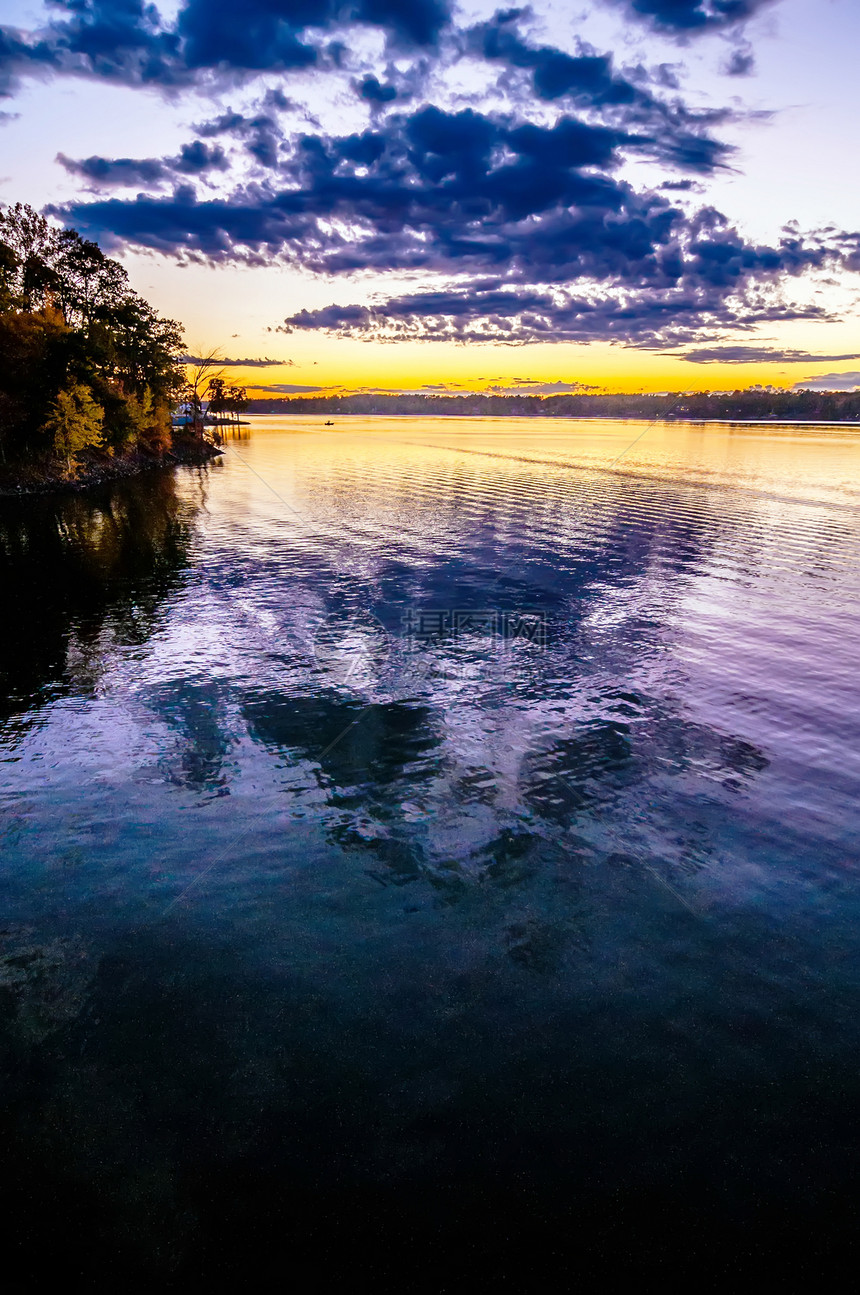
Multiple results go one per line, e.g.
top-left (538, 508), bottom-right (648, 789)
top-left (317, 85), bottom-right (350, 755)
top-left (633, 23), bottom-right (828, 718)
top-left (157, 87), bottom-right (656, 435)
top-left (228, 384), bottom-right (247, 428)
top-left (206, 376), bottom-right (228, 425)
top-left (179, 350), bottom-right (225, 439)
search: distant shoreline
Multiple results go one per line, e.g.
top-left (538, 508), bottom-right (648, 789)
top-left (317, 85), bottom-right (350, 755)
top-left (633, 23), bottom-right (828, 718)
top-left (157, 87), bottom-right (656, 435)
top-left (243, 390), bottom-right (860, 424)
top-left (245, 411), bottom-right (860, 429)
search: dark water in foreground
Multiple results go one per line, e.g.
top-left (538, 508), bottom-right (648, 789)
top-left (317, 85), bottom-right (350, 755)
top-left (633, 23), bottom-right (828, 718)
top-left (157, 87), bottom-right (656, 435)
top-left (1, 417), bottom-right (858, 1285)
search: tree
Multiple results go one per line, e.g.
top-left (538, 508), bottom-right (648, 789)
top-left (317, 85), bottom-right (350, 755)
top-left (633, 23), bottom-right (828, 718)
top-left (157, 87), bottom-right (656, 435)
top-left (228, 384), bottom-right (247, 428)
top-left (0, 200), bottom-right (188, 475)
top-left (0, 303), bottom-right (72, 463)
top-left (206, 376), bottom-right (228, 425)
top-left (179, 350), bottom-right (224, 436)
top-left (0, 202), bottom-right (60, 312)
top-left (55, 230), bottom-right (130, 329)
top-left (0, 239), bottom-right (19, 313)
top-left (45, 382), bottom-right (105, 472)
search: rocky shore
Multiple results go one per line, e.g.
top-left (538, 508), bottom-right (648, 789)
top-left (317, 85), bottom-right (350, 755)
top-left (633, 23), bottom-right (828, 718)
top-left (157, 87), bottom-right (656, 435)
top-left (0, 437), bottom-right (223, 496)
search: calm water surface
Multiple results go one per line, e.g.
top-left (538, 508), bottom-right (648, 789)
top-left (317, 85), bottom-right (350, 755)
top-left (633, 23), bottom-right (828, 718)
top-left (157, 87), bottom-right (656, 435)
top-left (1, 417), bottom-right (859, 1283)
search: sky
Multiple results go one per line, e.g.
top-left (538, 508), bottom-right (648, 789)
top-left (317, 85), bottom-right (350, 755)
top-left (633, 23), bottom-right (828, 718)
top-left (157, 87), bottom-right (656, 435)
top-left (1, 0), bottom-right (859, 397)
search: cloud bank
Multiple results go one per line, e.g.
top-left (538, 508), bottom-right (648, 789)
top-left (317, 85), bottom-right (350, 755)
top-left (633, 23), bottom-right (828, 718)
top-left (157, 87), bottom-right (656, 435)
top-left (793, 371), bottom-right (860, 392)
top-left (7, 1), bottom-right (855, 355)
top-left (602, 1), bottom-right (777, 35)
top-left (678, 346), bottom-right (860, 364)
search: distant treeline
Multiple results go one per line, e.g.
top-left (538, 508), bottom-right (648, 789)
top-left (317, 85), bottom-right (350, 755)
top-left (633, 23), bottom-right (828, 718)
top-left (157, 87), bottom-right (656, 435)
top-left (246, 389), bottom-right (860, 422)
top-left (0, 203), bottom-right (202, 485)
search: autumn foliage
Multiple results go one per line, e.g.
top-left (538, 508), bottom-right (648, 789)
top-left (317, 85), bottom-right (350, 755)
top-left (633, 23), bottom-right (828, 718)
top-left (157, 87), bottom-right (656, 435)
top-left (0, 203), bottom-right (187, 476)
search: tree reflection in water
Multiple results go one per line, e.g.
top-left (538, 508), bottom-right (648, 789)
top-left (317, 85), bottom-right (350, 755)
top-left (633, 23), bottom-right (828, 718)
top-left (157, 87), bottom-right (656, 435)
top-left (0, 471), bottom-right (202, 721)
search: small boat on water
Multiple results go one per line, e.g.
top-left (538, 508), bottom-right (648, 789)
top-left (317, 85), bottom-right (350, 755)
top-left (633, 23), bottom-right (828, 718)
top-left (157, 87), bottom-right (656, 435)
top-left (324, 420), bottom-right (335, 426)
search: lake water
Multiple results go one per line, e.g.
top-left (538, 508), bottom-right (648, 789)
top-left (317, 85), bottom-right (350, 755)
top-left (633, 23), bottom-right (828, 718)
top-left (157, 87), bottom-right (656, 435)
top-left (1, 416), bottom-right (859, 1284)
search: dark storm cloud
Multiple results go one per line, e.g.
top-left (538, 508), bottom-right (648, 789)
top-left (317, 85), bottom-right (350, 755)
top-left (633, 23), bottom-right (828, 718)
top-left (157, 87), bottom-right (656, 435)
top-left (58, 176), bottom-right (836, 326)
top-left (195, 111), bottom-right (251, 137)
top-left (0, 0), bottom-right (454, 95)
top-left (677, 345), bottom-right (860, 363)
top-left (176, 0), bottom-right (451, 73)
top-left (470, 12), bottom-right (640, 107)
top-left (0, 1), bottom-right (779, 101)
top-left (49, 117), bottom-right (663, 275)
top-left (58, 153), bottom-right (167, 186)
top-left (468, 10), bottom-right (738, 172)
top-left (13, 0), bottom-right (844, 353)
top-left (602, 1), bottom-right (778, 34)
top-left (351, 0), bottom-right (452, 47)
top-left (176, 1), bottom-right (318, 74)
top-left (53, 87), bottom-right (843, 348)
top-left (278, 280), bottom-right (832, 348)
top-left (358, 74), bottom-right (398, 103)
top-left (58, 140), bottom-right (228, 186)
top-left (173, 140), bottom-right (230, 174)
top-left (54, 93), bottom-right (819, 282)
top-left (191, 109), bottom-right (286, 167)
top-left (53, 186), bottom-right (315, 260)
top-left (0, 0), bottom-right (181, 94)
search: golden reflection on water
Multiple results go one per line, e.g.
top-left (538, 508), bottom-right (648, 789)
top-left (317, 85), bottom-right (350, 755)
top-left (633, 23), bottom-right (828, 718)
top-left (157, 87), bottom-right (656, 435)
top-left (218, 415), bottom-right (860, 515)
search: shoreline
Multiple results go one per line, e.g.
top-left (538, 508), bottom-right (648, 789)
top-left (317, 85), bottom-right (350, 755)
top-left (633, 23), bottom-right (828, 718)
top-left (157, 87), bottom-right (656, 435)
top-left (0, 439), bottom-right (223, 497)
top-left (246, 411), bottom-right (860, 429)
